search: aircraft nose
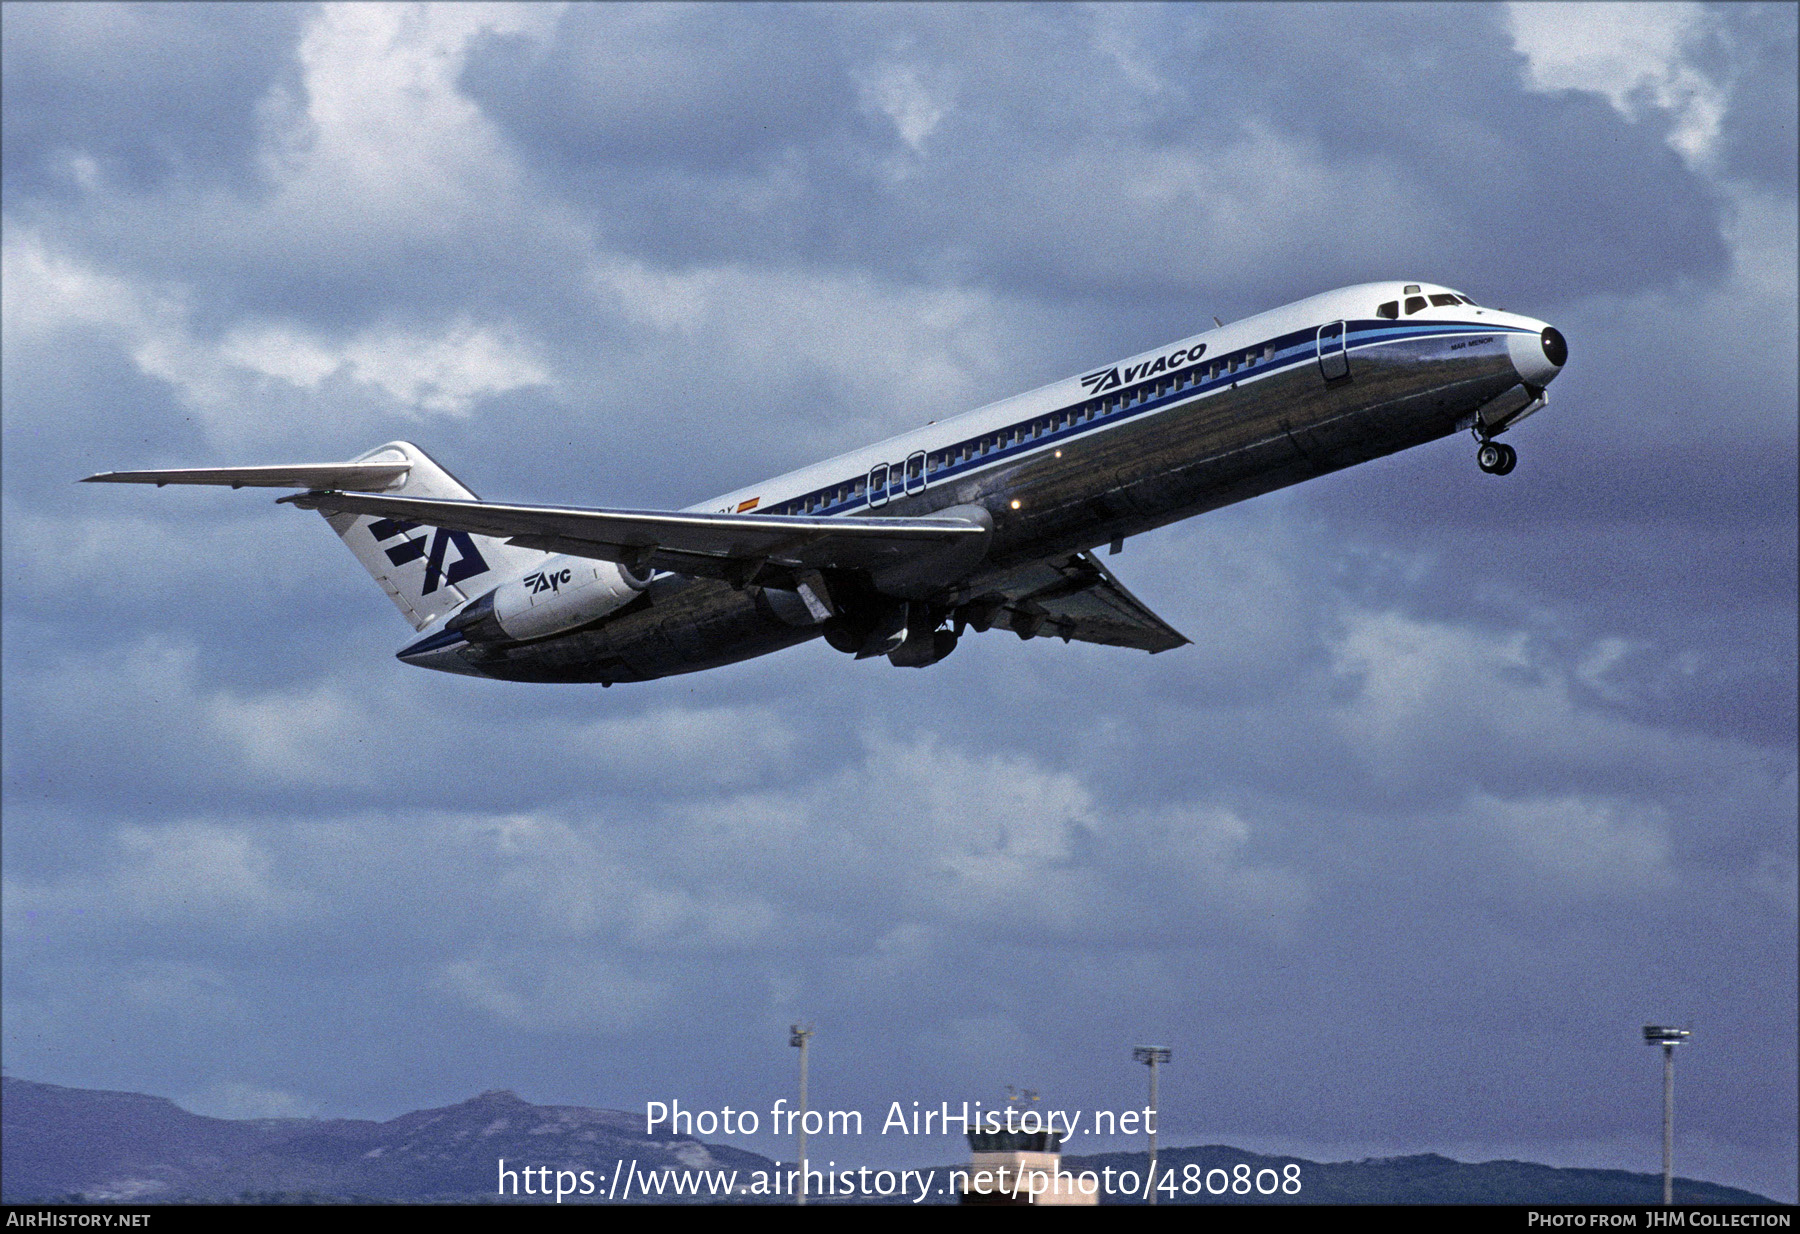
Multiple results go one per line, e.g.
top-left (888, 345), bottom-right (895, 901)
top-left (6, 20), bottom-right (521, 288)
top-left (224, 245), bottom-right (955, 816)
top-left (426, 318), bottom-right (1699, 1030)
top-left (1540, 325), bottom-right (1567, 368)
top-left (1508, 323), bottom-right (1567, 387)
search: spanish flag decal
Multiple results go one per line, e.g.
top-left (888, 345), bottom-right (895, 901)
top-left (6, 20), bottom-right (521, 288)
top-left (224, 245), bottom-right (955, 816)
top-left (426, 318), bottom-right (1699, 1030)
top-left (736, 497), bottom-right (760, 512)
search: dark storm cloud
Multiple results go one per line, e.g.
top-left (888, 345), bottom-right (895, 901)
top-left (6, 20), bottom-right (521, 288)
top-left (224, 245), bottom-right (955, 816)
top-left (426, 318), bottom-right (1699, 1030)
top-left (460, 6), bottom-right (855, 174)
top-left (1, 3), bottom-right (307, 200)
top-left (459, 3), bottom-right (1729, 313)
top-left (1152, 4), bottom-right (1733, 299)
top-left (1712, 2), bottom-right (1799, 192)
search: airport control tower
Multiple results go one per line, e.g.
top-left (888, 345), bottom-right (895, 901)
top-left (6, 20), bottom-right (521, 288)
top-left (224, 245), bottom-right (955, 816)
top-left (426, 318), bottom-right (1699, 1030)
top-left (957, 1090), bottom-right (1097, 1206)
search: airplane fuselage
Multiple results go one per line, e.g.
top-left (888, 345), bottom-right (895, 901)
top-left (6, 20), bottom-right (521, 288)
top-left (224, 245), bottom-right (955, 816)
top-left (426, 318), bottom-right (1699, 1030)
top-left (449, 281), bottom-right (1565, 684)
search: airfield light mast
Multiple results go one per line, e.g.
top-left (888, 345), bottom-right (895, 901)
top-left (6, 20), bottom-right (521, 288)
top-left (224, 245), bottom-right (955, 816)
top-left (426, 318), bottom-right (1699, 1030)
top-left (1642, 1025), bottom-right (1691, 1205)
top-left (790, 1023), bottom-right (814, 1206)
top-left (1132, 1046), bottom-right (1172, 1204)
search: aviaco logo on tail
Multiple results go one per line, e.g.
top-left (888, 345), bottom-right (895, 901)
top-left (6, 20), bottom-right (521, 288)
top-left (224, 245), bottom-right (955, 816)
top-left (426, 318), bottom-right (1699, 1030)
top-left (1080, 344), bottom-right (1207, 395)
top-left (368, 517), bottom-right (489, 594)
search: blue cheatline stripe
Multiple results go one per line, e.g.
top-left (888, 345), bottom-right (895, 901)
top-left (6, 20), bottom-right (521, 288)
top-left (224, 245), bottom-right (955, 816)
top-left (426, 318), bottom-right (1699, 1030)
top-left (776, 319), bottom-right (1531, 519)
top-left (1351, 321), bottom-right (1536, 347)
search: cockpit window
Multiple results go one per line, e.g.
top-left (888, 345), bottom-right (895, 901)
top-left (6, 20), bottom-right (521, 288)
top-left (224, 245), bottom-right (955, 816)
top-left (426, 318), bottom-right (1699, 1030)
top-left (1429, 293), bottom-right (1460, 307)
top-left (1405, 296), bottom-right (1428, 315)
top-left (1377, 301), bottom-right (1399, 319)
top-left (1457, 294), bottom-right (1479, 306)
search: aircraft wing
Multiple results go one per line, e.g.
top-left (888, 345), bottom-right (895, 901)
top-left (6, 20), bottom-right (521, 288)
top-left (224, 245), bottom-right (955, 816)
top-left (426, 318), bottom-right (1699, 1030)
top-left (82, 464), bottom-right (1178, 651)
top-left (958, 551), bottom-right (1190, 653)
top-left (278, 490), bottom-right (989, 586)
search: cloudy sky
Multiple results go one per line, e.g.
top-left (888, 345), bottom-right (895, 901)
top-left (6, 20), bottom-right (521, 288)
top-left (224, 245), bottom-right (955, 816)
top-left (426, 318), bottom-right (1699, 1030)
top-left (3, 1), bottom-right (1794, 1201)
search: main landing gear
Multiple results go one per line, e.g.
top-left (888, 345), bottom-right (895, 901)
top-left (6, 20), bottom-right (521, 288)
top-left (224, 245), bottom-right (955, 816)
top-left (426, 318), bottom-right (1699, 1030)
top-left (1476, 439), bottom-right (1517, 476)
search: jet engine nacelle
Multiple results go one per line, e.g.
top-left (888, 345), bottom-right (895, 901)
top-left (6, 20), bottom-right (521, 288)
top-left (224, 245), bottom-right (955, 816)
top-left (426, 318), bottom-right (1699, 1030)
top-left (453, 557), bottom-right (649, 644)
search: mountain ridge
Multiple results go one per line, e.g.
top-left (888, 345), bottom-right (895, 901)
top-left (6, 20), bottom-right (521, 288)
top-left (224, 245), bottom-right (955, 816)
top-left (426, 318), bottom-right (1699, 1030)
top-left (1, 1077), bottom-right (1780, 1205)
top-left (2, 1077), bottom-right (768, 1203)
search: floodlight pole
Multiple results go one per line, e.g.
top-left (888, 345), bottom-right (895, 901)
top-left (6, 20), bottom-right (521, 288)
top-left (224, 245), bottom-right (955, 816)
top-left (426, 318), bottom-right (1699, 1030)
top-left (1662, 1045), bottom-right (1674, 1203)
top-left (790, 1024), bottom-right (814, 1206)
top-left (1132, 1046), bottom-right (1171, 1204)
top-left (1643, 1025), bottom-right (1691, 1205)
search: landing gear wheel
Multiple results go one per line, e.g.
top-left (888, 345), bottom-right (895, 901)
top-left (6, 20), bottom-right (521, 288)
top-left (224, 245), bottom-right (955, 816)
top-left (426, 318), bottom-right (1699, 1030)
top-left (1494, 442), bottom-right (1517, 475)
top-left (1477, 441), bottom-right (1506, 474)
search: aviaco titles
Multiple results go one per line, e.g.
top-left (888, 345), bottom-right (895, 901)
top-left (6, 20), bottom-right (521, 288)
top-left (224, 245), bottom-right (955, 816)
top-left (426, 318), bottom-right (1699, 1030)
top-left (87, 281), bottom-right (1567, 685)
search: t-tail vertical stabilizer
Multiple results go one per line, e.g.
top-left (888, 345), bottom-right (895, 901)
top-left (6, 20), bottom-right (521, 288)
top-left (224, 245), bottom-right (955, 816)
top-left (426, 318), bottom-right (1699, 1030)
top-left (320, 442), bottom-right (548, 629)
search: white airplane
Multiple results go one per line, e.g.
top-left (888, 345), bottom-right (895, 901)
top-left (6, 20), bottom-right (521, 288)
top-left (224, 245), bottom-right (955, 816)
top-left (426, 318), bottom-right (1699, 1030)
top-left (86, 281), bottom-right (1566, 685)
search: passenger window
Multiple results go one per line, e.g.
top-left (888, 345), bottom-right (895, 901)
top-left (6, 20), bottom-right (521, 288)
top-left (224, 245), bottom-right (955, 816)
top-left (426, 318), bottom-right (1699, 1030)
top-left (1430, 294), bottom-right (1459, 307)
top-left (1405, 296), bottom-right (1427, 315)
top-left (1377, 301), bottom-right (1399, 319)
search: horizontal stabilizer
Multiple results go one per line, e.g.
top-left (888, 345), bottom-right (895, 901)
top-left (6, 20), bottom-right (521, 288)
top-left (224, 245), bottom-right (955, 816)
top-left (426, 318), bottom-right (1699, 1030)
top-left (284, 490), bottom-right (989, 586)
top-left (81, 463), bottom-right (410, 491)
top-left (82, 442), bottom-right (546, 630)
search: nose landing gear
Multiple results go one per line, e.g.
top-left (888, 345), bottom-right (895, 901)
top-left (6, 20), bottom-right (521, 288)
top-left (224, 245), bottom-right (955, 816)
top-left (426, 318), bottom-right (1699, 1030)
top-left (1476, 439), bottom-right (1517, 476)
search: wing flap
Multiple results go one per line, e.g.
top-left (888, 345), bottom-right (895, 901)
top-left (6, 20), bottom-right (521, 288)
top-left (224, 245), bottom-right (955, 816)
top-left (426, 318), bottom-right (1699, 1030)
top-left (964, 551), bottom-right (1189, 653)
